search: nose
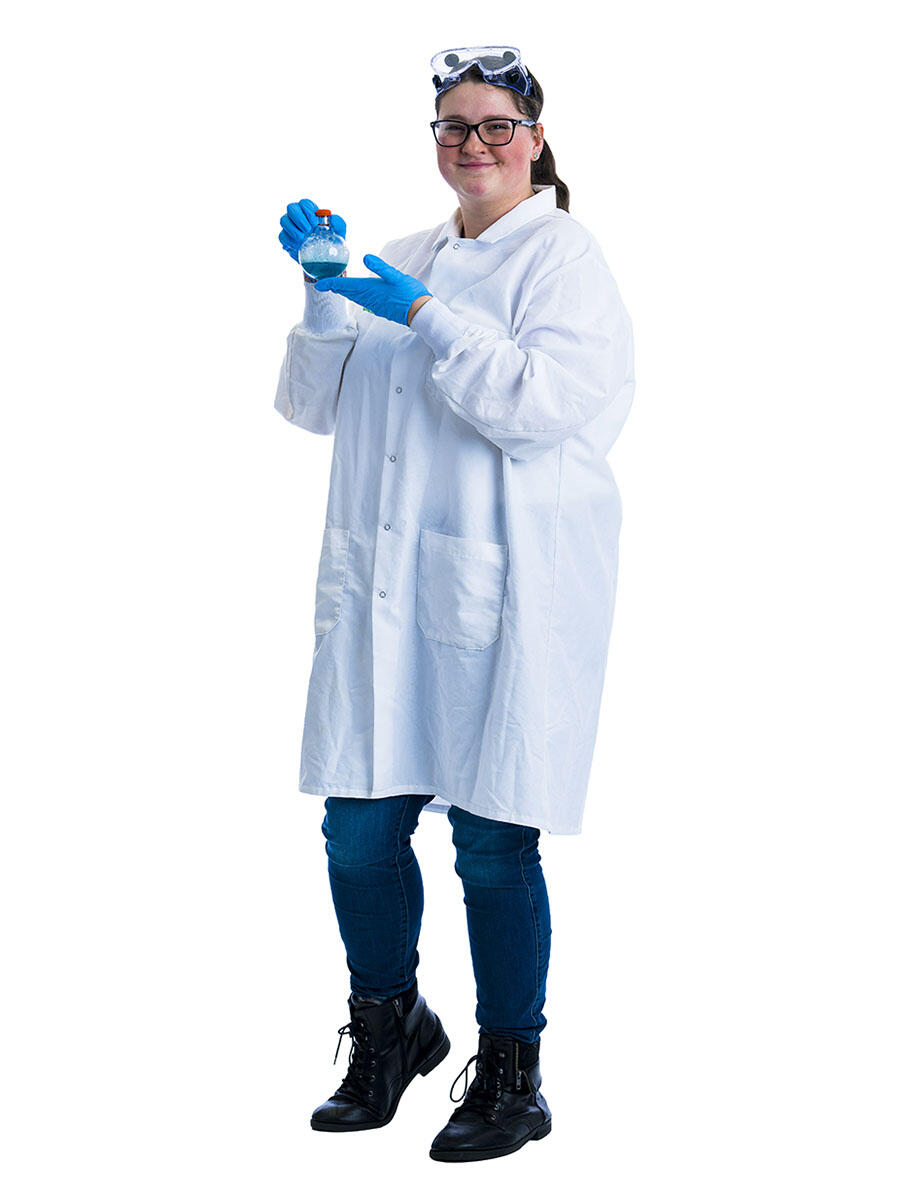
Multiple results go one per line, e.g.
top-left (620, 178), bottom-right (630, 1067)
top-left (460, 126), bottom-right (487, 154)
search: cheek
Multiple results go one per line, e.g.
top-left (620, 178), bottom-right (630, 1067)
top-left (499, 143), bottom-right (529, 168)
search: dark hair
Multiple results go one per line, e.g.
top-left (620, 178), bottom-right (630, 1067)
top-left (434, 63), bottom-right (570, 212)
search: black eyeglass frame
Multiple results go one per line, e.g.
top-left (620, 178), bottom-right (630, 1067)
top-left (430, 118), bottom-right (538, 147)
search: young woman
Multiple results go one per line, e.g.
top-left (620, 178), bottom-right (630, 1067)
top-left (275, 45), bottom-right (635, 1163)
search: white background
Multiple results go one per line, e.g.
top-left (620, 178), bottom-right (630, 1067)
top-left (2, 2), bottom-right (898, 1196)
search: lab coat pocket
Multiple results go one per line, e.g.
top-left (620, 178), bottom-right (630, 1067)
top-left (416, 529), bottom-right (508, 650)
top-left (314, 527), bottom-right (350, 637)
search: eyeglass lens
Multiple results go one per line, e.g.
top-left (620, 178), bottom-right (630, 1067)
top-left (434, 120), bottom-right (516, 146)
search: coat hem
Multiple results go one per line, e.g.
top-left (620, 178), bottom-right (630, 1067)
top-left (297, 778), bottom-right (581, 835)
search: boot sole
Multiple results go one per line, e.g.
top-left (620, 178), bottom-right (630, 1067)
top-left (310, 1028), bottom-right (452, 1132)
top-left (429, 1118), bottom-right (552, 1162)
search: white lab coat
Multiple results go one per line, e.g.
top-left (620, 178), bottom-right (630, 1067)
top-left (275, 184), bottom-right (634, 834)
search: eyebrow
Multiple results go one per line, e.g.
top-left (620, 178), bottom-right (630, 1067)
top-left (439, 114), bottom-right (513, 121)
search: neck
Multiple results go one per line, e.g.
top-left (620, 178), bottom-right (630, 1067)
top-left (457, 183), bottom-right (535, 241)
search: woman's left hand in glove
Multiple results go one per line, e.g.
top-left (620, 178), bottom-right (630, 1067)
top-left (314, 254), bottom-right (432, 327)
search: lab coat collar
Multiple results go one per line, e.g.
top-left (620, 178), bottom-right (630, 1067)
top-left (429, 183), bottom-right (557, 252)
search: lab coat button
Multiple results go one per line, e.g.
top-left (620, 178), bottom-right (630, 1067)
top-left (395, 386), bottom-right (403, 393)
top-left (383, 523), bottom-right (391, 531)
top-left (378, 591), bottom-right (386, 598)
top-left (389, 455), bottom-right (397, 462)
top-left (453, 242), bottom-right (460, 250)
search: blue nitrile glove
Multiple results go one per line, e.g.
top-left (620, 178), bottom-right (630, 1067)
top-left (314, 254), bottom-right (431, 327)
top-left (278, 198), bottom-right (348, 263)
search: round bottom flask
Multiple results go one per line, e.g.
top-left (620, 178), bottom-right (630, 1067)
top-left (299, 208), bottom-right (349, 280)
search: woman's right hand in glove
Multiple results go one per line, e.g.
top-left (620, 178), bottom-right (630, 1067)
top-left (279, 199), bottom-right (348, 281)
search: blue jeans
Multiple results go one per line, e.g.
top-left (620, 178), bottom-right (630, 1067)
top-left (321, 794), bottom-right (551, 1043)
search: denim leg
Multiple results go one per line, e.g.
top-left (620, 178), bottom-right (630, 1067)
top-left (448, 805), bottom-right (551, 1044)
top-left (321, 794), bottom-right (431, 1001)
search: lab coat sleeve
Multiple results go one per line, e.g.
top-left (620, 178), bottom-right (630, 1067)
top-left (273, 280), bottom-right (359, 436)
top-left (409, 247), bottom-right (635, 462)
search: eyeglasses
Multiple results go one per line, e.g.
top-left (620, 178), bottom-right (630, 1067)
top-left (430, 118), bottom-right (537, 147)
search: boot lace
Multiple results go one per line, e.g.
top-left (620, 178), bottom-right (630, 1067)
top-left (332, 1015), bottom-right (379, 1104)
top-left (447, 1042), bottom-right (532, 1124)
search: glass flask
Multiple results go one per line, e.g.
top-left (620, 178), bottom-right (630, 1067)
top-left (298, 209), bottom-right (349, 280)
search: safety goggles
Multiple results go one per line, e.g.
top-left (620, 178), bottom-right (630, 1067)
top-left (430, 46), bottom-right (533, 99)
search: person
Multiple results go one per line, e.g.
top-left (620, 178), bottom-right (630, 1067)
top-left (274, 45), bottom-right (635, 1163)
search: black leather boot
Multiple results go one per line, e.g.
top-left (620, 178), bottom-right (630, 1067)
top-left (429, 1031), bottom-right (552, 1162)
top-left (310, 981), bottom-right (451, 1131)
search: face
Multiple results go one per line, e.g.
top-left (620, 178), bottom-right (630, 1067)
top-left (435, 81), bottom-right (543, 204)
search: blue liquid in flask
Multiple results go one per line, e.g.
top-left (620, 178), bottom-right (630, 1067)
top-left (301, 261), bottom-right (347, 279)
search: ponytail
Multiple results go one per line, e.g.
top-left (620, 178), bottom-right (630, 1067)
top-left (531, 139), bottom-right (569, 213)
